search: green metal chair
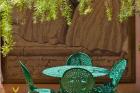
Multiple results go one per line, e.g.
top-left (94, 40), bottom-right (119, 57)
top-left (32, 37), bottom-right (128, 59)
top-left (93, 59), bottom-right (127, 93)
top-left (19, 61), bottom-right (54, 93)
top-left (66, 52), bottom-right (93, 66)
top-left (60, 68), bottom-right (95, 93)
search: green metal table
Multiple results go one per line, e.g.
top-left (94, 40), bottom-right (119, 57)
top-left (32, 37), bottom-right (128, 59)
top-left (42, 66), bottom-right (110, 78)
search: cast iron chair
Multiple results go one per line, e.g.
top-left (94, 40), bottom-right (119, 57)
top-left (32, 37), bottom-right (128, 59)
top-left (66, 52), bottom-right (93, 66)
top-left (19, 61), bottom-right (54, 93)
top-left (60, 68), bottom-right (95, 93)
top-left (93, 59), bottom-right (127, 93)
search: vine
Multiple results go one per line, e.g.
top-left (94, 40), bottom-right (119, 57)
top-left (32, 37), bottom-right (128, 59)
top-left (78, 0), bottom-right (93, 15)
top-left (135, 0), bottom-right (140, 14)
top-left (0, 1), bottom-right (14, 56)
top-left (33, 0), bottom-right (50, 22)
top-left (60, 0), bottom-right (73, 25)
top-left (105, 0), bottom-right (112, 21)
top-left (119, 0), bottom-right (134, 22)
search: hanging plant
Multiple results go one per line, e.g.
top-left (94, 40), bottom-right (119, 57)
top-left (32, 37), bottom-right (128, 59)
top-left (46, 0), bottom-right (59, 21)
top-left (105, 0), bottom-right (112, 21)
top-left (33, 0), bottom-right (50, 23)
top-left (33, 0), bottom-right (72, 25)
top-left (60, 0), bottom-right (73, 25)
top-left (78, 0), bottom-right (93, 15)
top-left (135, 0), bottom-right (140, 14)
top-left (0, 0), bottom-right (14, 56)
top-left (119, 0), bottom-right (134, 22)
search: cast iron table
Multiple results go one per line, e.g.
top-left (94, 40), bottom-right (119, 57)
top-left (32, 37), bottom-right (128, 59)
top-left (42, 66), bottom-right (110, 78)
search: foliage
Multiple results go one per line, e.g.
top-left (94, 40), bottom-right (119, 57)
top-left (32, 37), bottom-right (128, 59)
top-left (0, 0), bottom-right (14, 56)
top-left (78, 0), bottom-right (93, 15)
top-left (105, 0), bottom-right (112, 21)
top-left (119, 0), bottom-right (134, 22)
top-left (60, 0), bottom-right (73, 25)
top-left (135, 0), bottom-right (140, 14)
top-left (0, 0), bottom-right (140, 56)
top-left (33, 0), bottom-right (73, 24)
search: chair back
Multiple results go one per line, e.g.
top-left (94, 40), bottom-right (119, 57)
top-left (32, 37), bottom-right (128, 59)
top-left (109, 59), bottom-right (127, 87)
top-left (66, 52), bottom-right (93, 66)
top-left (60, 68), bottom-right (95, 93)
top-left (19, 61), bottom-right (36, 92)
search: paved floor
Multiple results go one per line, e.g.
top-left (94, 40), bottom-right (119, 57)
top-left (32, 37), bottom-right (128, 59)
top-left (0, 84), bottom-right (140, 93)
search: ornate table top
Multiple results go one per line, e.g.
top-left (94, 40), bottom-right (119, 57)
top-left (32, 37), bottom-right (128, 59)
top-left (42, 66), bottom-right (110, 78)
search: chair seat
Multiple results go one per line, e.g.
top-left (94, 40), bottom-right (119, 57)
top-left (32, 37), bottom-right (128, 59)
top-left (34, 88), bottom-right (52, 93)
top-left (94, 82), bottom-right (115, 93)
top-left (19, 62), bottom-right (54, 93)
top-left (92, 59), bottom-right (127, 93)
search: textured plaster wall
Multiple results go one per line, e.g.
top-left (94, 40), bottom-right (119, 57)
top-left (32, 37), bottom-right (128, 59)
top-left (0, 16), bottom-right (139, 84)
